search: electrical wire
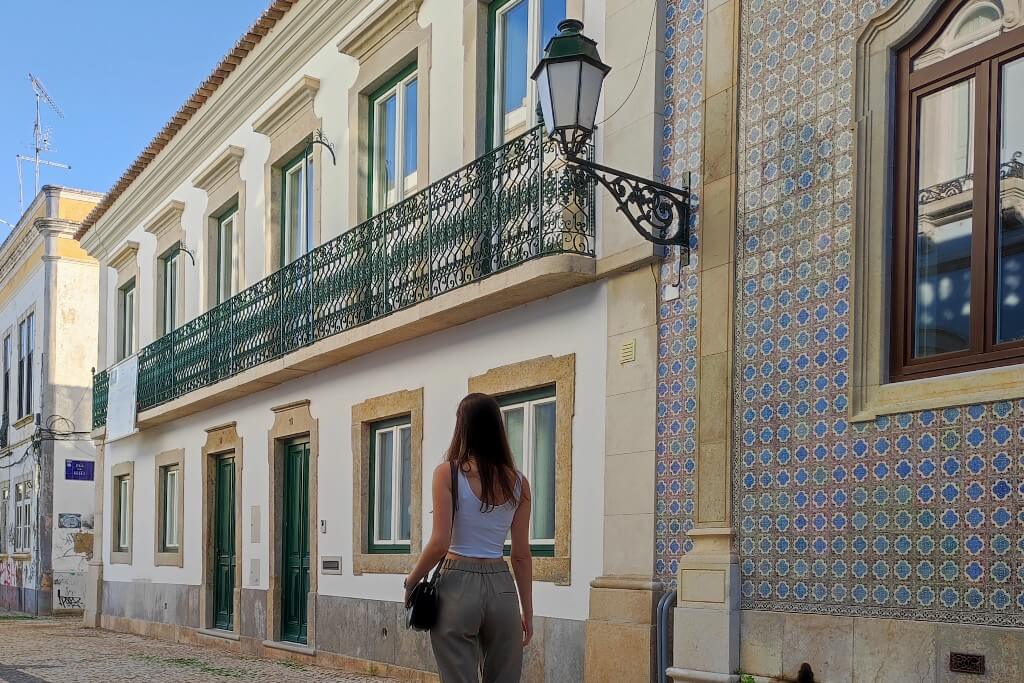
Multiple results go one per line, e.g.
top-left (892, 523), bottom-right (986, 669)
top-left (595, 0), bottom-right (658, 127)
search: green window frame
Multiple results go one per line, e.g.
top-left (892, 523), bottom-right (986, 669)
top-left (280, 151), bottom-right (314, 267)
top-left (160, 245), bottom-right (181, 335)
top-left (367, 63), bottom-right (419, 216)
top-left (159, 464), bottom-right (180, 552)
top-left (119, 280), bottom-right (136, 361)
top-left (486, 0), bottom-right (565, 150)
top-left (16, 314), bottom-right (33, 419)
top-left (216, 204), bottom-right (238, 304)
top-left (498, 385), bottom-right (556, 556)
top-left (367, 415), bottom-right (413, 554)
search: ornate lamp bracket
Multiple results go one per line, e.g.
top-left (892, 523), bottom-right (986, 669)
top-left (305, 129), bottom-right (337, 166)
top-left (567, 155), bottom-right (691, 257)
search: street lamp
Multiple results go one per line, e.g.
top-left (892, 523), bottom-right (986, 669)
top-left (532, 19), bottom-right (691, 251)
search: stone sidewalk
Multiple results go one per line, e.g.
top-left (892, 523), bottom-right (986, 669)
top-left (0, 615), bottom-right (402, 682)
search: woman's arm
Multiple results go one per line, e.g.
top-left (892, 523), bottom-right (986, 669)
top-left (404, 462), bottom-right (454, 604)
top-left (509, 476), bottom-right (533, 646)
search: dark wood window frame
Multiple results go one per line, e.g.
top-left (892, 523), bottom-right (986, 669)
top-left (892, 3), bottom-right (1024, 381)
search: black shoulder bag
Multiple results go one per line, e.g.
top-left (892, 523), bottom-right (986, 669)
top-left (406, 461), bottom-right (459, 631)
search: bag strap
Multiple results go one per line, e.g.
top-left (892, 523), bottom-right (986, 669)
top-left (427, 461), bottom-right (460, 585)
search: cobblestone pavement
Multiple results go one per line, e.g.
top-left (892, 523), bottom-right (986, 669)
top-left (0, 615), bottom-right (402, 682)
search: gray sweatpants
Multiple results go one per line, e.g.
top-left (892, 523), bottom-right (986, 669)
top-left (430, 559), bottom-right (523, 683)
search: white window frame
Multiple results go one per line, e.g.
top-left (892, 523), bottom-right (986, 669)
top-left (0, 485), bottom-right (8, 553)
top-left (282, 154), bottom-right (312, 266)
top-left (13, 479), bottom-right (32, 553)
top-left (217, 208), bottom-right (238, 304)
top-left (371, 69), bottom-right (419, 213)
top-left (161, 465), bottom-right (180, 551)
top-left (500, 392), bottom-right (557, 547)
top-left (371, 420), bottom-right (413, 548)
top-left (119, 281), bottom-right (136, 360)
top-left (161, 247), bottom-right (180, 335)
top-left (492, 0), bottom-right (557, 145)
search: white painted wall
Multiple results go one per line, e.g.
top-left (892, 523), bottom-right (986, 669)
top-left (103, 282), bottom-right (607, 623)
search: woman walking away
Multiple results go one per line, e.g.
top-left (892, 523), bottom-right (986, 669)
top-left (405, 393), bottom-right (533, 683)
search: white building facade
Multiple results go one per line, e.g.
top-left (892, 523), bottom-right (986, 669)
top-left (0, 185), bottom-right (101, 615)
top-left (83, 0), bottom-right (669, 680)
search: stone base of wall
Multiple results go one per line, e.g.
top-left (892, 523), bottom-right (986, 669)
top-left (100, 582), bottom-right (585, 682)
top-left (0, 584), bottom-right (51, 616)
top-left (739, 609), bottom-right (1024, 682)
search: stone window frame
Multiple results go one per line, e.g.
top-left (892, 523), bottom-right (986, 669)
top-left (145, 201), bottom-right (187, 340)
top-left (460, 0), bottom-right (584, 163)
top-left (351, 388), bottom-right (424, 576)
top-left (14, 307), bottom-right (36, 425)
top-left (851, 0), bottom-right (1024, 420)
top-left (200, 422), bottom-right (243, 634)
top-left (153, 449), bottom-right (185, 567)
top-left (109, 241), bottom-right (139, 362)
top-left (265, 399), bottom-right (319, 647)
top-left (252, 76), bottom-right (323, 273)
top-left (193, 145), bottom-right (246, 311)
top-left (110, 460), bottom-right (134, 565)
top-left (468, 354), bottom-right (574, 585)
top-left (338, 0), bottom-right (431, 225)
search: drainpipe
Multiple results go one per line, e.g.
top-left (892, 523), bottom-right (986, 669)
top-left (656, 589), bottom-right (677, 683)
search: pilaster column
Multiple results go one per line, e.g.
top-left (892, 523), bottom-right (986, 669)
top-left (84, 438), bottom-right (104, 627)
top-left (583, 0), bottom-right (667, 680)
top-left (669, 0), bottom-right (742, 681)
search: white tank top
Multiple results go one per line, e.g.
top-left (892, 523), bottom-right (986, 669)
top-left (448, 468), bottom-right (522, 559)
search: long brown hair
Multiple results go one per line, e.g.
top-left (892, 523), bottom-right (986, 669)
top-left (445, 393), bottom-right (519, 511)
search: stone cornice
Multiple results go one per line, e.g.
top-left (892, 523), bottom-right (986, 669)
top-left (143, 200), bottom-right (186, 242)
top-left (81, 0), bottom-right (377, 259)
top-left (34, 218), bottom-right (80, 240)
top-left (109, 241), bottom-right (140, 272)
top-left (336, 0), bottom-right (423, 62)
top-left (252, 75), bottom-right (321, 138)
top-left (192, 145), bottom-right (245, 193)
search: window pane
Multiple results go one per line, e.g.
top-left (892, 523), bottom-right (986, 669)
top-left (286, 163), bottom-right (304, 263)
top-left (219, 214), bottom-right (234, 303)
top-left (499, 0), bottom-right (529, 142)
top-left (997, 58), bottom-right (1024, 344)
top-left (540, 0), bottom-right (565, 54)
top-left (164, 468), bottom-right (178, 548)
top-left (403, 79), bottom-right (418, 194)
top-left (913, 79), bottom-right (975, 357)
top-left (531, 401), bottom-right (556, 541)
top-left (119, 477), bottom-right (130, 549)
top-left (375, 430), bottom-right (394, 542)
top-left (399, 426), bottom-right (412, 541)
top-left (503, 406), bottom-right (525, 471)
top-left (377, 94), bottom-right (398, 210)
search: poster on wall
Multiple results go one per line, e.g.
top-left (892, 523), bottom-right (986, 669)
top-left (106, 354), bottom-right (139, 442)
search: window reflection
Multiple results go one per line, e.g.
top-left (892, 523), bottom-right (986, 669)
top-left (997, 57), bottom-right (1024, 344)
top-left (914, 79), bottom-right (975, 357)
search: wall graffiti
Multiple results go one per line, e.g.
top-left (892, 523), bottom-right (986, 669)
top-left (52, 571), bottom-right (86, 611)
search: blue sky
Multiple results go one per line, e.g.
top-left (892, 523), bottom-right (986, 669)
top-left (0, 0), bottom-right (269, 233)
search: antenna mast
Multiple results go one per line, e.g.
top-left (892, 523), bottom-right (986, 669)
top-left (16, 73), bottom-right (71, 214)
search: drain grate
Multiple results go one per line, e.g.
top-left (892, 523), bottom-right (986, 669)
top-left (949, 652), bottom-right (985, 675)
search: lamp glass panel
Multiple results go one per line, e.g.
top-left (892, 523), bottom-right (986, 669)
top-left (577, 61), bottom-right (606, 131)
top-left (546, 60), bottom-right (583, 129)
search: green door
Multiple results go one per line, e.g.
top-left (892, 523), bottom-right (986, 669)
top-left (281, 442), bottom-right (310, 644)
top-left (213, 456), bottom-right (235, 630)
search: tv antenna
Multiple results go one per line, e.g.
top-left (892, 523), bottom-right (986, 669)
top-left (16, 73), bottom-right (71, 214)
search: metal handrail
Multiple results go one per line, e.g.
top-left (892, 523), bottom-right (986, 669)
top-left (92, 125), bottom-right (594, 425)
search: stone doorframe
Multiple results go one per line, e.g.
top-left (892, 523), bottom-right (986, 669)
top-left (265, 400), bottom-right (319, 647)
top-left (200, 422), bottom-right (244, 633)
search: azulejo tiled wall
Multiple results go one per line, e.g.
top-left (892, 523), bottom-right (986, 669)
top-left (657, 0), bottom-right (1024, 627)
top-left (656, 0), bottom-right (705, 587)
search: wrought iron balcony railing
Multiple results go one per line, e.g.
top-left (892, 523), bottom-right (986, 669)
top-left (91, 125), bottom-right (594, 427)
top-left (92, 368), bottom-right (109, 430)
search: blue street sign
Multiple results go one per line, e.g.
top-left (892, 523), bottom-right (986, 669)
top-left (65, 459), bottom-right (95, 481)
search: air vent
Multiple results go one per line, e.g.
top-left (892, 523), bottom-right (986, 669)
top-left (949, 652), bottom-right (985, 675)
top-left (321, 556), bottom-right (342, 575)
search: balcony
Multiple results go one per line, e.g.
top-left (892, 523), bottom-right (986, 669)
top-left (92, 125), bottom-right (595, 430)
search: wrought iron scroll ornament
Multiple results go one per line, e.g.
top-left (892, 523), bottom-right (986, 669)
top-left (306, 128), bottom-right (337, 166)
top-left (567, 154), bottom-right (691, 252)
